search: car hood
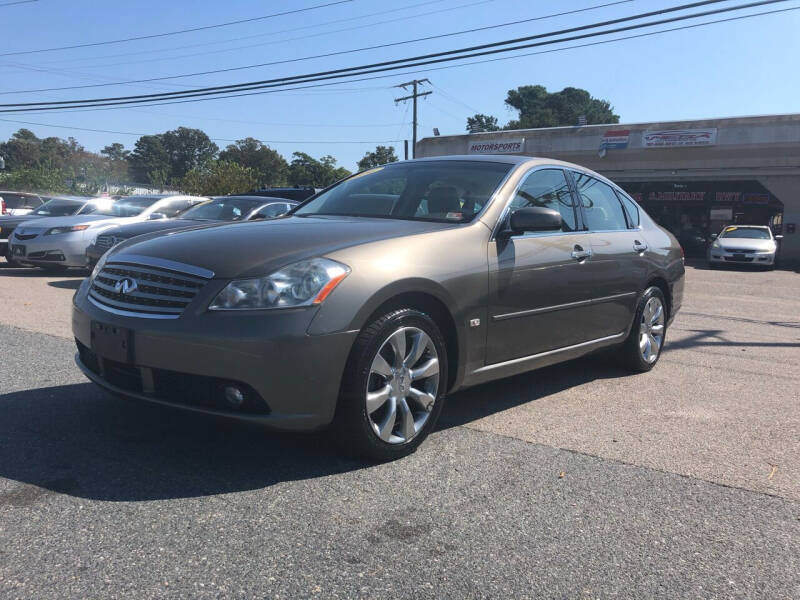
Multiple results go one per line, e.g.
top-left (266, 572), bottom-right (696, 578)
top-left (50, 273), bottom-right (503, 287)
top-left (716, 237), bottom-right (774, 250)
top-left (110, 218), bottom-right (213, 239)
top-left (113, 215), bottom-right (455, 279)
top-left (21, 214), bottom-right (135, 230)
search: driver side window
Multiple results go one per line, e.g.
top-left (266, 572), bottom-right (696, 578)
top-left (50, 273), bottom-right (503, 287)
top-left (510, 169), bottom-right (577, 232)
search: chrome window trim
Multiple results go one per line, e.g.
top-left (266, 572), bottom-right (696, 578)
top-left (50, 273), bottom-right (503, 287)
top-left (492, 291), bottom-right (637, 322)
top-left (490, 165), bottom-right (581, 241)
top-left (106, 253), bottom-right (215, 279)
top-left (475, 331), bottom-right (626, 373)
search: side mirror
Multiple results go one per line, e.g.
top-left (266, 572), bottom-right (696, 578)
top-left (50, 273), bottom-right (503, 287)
top-left (507, 206), bottom-right (563, 234)
top-left (249, 213), bottom-right (267, 220)
top-left (149, 212), bottom-right (167, 220)
top-left (710, 233), bottom-right (718, 239)
top-left (775, 234), bottom-right (783, 240)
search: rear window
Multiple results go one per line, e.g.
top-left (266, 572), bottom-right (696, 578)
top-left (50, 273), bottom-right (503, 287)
top-left (1, 193), bottom-right (42, 209)
top-left (615, 190), bottom-right (640, 227)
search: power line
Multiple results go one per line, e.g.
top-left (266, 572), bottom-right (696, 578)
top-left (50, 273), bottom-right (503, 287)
top-left (0, 0), bottom-right (354, 58)
top-left (1, 3), bottom-right (792, 116)
top-left (0, 0), bottom-right (635, 95)
top-left (23, 0), bottom-right (458, 69)
top-left (0, 0), bottom-right (778, 111)
top-left (0, 0), bottom-right (37, 7)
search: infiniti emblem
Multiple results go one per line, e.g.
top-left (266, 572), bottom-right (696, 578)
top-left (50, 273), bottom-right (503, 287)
top-left (114, 277), bottom-right (138, 294)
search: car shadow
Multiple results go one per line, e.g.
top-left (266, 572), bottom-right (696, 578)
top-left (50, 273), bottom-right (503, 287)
top-left (0, 382), bottom-right (372, 504)
top-left (437, 355), bottom-right (630, 431)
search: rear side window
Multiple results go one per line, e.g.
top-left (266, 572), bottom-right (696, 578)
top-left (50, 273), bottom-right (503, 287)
top-left (572, 172), bottom-right (628, 231)
top-left (615, 190), bottom-right (640, 227)
top-left (1, 193), bottom-right (41, 209)
top-left (255, 203), bottom-right (292, 219)
top-left (509, 168), bottom-right (578, 232)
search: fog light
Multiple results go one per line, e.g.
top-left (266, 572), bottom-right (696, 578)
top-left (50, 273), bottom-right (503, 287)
top-left (223, 385), bottom-right (245, 408)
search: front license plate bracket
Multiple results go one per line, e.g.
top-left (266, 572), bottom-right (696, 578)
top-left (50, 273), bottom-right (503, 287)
top-left (91, 321), bottom-right (133, 364)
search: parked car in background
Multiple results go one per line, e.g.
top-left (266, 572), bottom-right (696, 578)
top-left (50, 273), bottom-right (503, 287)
top-left (85, 195), bottom-right (296, 268)
top-left (239, 186), bottom-right (317, 202)
top-left (9, 194), bottom-right (206, 270)
top-left (677, 226), bottom-right (710, 257)
top-left (73, 156), bottom-right (684, 460)
top-left (707, 225), bottom-right (781, 269)
top-left (0, 191), bottom-right (47, 216)
top-left (1, 196), bottom-right (114, 266)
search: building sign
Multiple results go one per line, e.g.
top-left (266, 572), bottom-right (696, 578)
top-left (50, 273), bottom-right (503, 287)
top-left (598, 129), bottom-right (629, 157)
top-left (742, 192), bottom-right (769, 204)
top-left (467, 137), bottom-right (525, 154)
top-left (643, 128), bottom-right (718, 148)
top-left (645, 191), bottom-right (706, 202)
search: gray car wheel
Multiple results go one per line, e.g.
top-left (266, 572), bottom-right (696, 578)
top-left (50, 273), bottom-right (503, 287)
top-left (618, 286), bottom-right (668, 372)
top-left (334, 308), bottom-right (448, 461)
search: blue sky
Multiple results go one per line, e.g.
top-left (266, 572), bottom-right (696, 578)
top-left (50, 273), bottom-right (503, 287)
top-left (1, 0), bottom-right (798, 172)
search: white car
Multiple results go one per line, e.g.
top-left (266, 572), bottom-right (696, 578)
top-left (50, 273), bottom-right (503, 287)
top-left (9, 194), bottom-right (207, 270)
top-left (707, 225), bottom-right (782, 269)
top-left (0, 191), bottom-right (46, 216)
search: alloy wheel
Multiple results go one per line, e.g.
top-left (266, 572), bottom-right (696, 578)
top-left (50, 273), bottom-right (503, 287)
top-left (639, 296), bottom-right (665, 364)
top-left (365, 326), bottom-right (440, 444)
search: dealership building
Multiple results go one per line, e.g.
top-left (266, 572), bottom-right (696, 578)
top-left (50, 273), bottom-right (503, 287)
top-left (417, 113), bottom-right (799, 263)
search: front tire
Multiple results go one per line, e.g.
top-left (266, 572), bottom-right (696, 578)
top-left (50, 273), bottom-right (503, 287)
top-left (334, 308), bottom-right (448, 461)
top-left (618, 286), bottom-right (667, 372)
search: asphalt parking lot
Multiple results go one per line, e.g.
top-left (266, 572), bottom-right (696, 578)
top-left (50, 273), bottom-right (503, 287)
top-left (1, 259), bottom-right (798, 598)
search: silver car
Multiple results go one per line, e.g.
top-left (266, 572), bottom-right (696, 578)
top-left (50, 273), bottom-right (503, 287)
top-left (10, 194), bottom-right (206, 270)
top-left (707, 225), bottom-right (782, 269)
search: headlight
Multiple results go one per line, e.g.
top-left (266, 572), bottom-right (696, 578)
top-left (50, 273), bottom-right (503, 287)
top-left (712, 240), bottom-right (720, 248)
top-left (90, 250), bottom-right (108, 281)
top-left (209, 257), bottom-right (350, 311)
top-left (45, 225), bottom-right (90, 235)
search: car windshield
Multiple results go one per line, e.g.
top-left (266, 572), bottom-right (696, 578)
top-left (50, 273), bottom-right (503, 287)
top-left (720, 227), bottom-right (771, 239)
top-left (294, 160), bottom-right (513, 223)
top-left (92, 196), bottom-right (161, 217)
top-left (30, 199), bottom-right (82, 216)
top-left (181, 197), bottom-right (265, 221)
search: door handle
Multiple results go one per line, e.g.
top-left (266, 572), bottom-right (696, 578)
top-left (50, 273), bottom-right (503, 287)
top-left (571, 245), bottom-right (593, 261)
top-left (633, 240), bottom-right (648, 253)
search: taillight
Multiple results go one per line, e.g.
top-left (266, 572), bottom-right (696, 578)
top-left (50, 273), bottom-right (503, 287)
top-left (0, 198), bottom-right (6, 215)
top-left (680, 245), bottom-right (685, 262)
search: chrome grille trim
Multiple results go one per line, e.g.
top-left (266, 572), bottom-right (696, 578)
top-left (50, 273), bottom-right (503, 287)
top-left (88, 256), bottom-right (213, 318)
top-left (107, 253), bottom-right (215, 279)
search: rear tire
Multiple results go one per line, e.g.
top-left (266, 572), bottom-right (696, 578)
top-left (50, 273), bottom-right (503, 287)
top-left (618, 286), bottom-right (667, 373)
top-left (333, 308), bottom-right (448, 462)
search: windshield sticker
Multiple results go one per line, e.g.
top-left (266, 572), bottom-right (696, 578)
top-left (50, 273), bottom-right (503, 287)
top-left (725, 226), bottom-right (737, 231)
top-left (445, 212), bottom-right (463, 220)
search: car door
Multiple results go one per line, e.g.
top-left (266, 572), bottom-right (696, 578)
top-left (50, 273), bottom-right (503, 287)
top-left (570, 170), bottom-right (645, 341)
top-left (486, 167), bottom-right (597, 364)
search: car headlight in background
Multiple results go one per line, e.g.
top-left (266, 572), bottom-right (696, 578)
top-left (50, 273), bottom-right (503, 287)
top-left (45, 225), bottom-right (90, 235)
top-left (209, 258), bottom-right (350, 311)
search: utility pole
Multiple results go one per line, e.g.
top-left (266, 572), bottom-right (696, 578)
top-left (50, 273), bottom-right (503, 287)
top-left (394, 79), bottom-right (431, 159)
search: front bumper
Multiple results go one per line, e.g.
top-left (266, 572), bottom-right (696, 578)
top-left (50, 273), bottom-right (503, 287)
top-left (72, 280), bottom-right (358, 430)
top-left (10, 232), bottom-right (91, 268)
top-left (708, 249), bottom-right (775, 266)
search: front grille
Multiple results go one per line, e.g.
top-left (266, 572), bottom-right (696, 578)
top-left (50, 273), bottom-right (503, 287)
top-left (724, 256), bottom-right (754, 262)
top-left (96, 234), bottom-right (124, 249)
top-left (88, 258), bottom-right (211, 318)
top-left (725, 248), bottom-right (756, 254)
top-left (14, 232), bottom-right (38, 241)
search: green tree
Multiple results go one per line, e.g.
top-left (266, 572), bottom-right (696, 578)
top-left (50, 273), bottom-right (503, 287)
top-left (287, 152), bottom-right (351, 187)
top-left (128, 135), bottom-right (170, 183)
top-left (466, 114), bottom-right (501, 133)
top-left (219, 137), bottom-right (288, 186)
top-left (181, 160), bottom-right (260, 196)
top-left (504, 85), bottom-right (619, 129)
top-left (101, 142), bottom-right (129, 162)
top-left (0, 166), bottom-right (71, 193)
top-left (127, 127), bottom-right (218, 184)
top-left (357, 145), bottom-right (398, 171)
